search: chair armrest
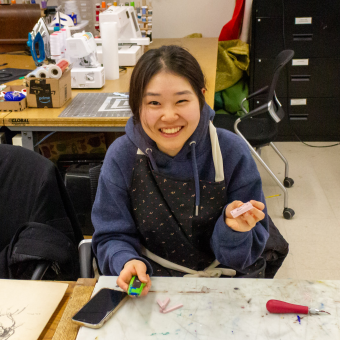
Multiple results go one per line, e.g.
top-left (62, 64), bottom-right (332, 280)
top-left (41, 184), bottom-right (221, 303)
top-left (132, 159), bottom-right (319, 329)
top-left (246, 86), bottom-right (269, 101)
top-left (79, 239), bottom-right (94, 278)
top-left (240, 102), bottom-right (269, 121)
top-left (31, 261), bottom-right (50, 280)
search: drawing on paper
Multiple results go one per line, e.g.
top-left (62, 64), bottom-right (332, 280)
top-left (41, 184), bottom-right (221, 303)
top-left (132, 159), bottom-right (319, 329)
top-left (0, 308), bottom-right (25, 340)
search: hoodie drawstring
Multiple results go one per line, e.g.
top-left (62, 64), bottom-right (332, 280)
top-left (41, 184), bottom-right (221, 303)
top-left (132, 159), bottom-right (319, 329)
top-left (189, 141), bottom-right (200, 216)
top-left (145, 148), bottom-right (159, 172)
top-left (145, 144), bottom-right (200, 217)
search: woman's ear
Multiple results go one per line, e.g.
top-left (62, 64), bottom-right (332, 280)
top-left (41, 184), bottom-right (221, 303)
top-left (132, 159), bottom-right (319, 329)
top-left (201, 88), bottom-right (206, 95)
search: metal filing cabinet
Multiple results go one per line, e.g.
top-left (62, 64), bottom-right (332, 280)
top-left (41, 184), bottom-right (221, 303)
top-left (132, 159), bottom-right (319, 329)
top-left (251, 0), bottom-right (340, 141)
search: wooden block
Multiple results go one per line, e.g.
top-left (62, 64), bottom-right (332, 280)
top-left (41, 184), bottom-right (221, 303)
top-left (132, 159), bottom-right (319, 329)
top-left (51, 278), bottom-right (96, 340)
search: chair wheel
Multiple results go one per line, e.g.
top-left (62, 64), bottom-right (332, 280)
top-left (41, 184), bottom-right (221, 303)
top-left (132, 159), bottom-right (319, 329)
top-left (283, 208), bottom-right (295, 220)
top-left (284, 177), bottom-right (294, 188)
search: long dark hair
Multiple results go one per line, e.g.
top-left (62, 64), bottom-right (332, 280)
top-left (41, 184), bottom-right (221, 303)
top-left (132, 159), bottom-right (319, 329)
top-left (129, 45), bottom-right (206, 123)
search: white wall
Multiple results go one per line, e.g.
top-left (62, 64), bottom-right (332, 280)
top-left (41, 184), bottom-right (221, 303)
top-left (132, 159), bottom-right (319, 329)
top-left (45, 0), bottom-right (236, 38)
top-left (152, 0), bottom-right (235, 38)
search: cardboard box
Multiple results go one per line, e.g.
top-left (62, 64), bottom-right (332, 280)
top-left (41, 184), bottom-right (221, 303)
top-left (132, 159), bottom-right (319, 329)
top-left (26, 69), bottom-right (71, 108)
top-left (0, 86), bottom-right (27, 112)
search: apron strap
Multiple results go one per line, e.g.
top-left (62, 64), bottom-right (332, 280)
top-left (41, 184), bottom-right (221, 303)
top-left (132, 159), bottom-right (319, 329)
top-left (141, 246), bottom-right (236, 278)
top-left (209, 121), bottom-right (224, 182)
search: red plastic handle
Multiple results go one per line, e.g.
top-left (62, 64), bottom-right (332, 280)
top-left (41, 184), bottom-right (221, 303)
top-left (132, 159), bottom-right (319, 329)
top-left (266, 300), bottom-right (309, 314)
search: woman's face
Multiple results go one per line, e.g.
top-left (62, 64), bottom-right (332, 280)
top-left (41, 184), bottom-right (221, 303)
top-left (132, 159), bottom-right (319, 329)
top-left (140, 71), bottom-right (202, 157)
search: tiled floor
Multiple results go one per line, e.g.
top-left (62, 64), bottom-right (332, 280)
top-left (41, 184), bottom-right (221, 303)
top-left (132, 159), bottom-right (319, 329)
top-left (255, 141), bottom-right (340, 280)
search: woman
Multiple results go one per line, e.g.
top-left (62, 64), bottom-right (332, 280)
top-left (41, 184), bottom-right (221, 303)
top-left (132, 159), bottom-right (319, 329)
top-left (92, 45), bottom-right (269, 296)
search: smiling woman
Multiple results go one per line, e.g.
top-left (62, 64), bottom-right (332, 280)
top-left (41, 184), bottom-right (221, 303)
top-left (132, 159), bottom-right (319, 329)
top-left (92, 45), bottom-right (271, 296)
top-left (141, 72), bottom-right (202, 157)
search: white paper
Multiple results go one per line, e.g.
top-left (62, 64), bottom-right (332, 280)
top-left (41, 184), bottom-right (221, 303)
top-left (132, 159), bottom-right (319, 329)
top-left (0, 280), bottom-right (68, 340)
top-left (291, 99), bottom-right (307, 106)
top-left (101, 22), bottom-right (119, 80)
top-left (292, 59), bottom-right (309, 66)
top-left (295, 17), bottom-right (312, 24)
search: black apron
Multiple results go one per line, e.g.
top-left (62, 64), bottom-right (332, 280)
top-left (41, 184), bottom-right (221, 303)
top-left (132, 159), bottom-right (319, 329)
top-left (130, 123), bottom-right (266, 278)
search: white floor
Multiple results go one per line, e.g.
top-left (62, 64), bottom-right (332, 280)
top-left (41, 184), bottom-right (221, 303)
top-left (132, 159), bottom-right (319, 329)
top-left (255, 141), bottom-right (340, 280)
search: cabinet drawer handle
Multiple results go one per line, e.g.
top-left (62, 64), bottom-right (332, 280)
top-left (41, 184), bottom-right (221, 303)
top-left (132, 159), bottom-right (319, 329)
top-left (293, 34), bottom-right (313, 41)
top-left (290, 115), bottom-right (308, 121)
top-left (290, 75), bottom-right (310, 81)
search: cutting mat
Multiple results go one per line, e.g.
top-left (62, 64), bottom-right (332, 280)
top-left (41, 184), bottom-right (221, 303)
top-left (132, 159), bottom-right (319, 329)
top-left (59, 93), bottom-right (132, 118)
top-left (76, 276), bottom-right (340, 340)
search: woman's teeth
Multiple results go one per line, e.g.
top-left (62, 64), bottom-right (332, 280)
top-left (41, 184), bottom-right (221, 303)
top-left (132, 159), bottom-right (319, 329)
top-left (161, 127), bottom-right (182, 134)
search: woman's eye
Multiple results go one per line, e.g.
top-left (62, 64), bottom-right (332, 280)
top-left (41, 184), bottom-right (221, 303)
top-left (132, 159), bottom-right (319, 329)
top-left (149, 101), bottom-right (160, 105)
top-left (177, 100), bottom-right (187, 104)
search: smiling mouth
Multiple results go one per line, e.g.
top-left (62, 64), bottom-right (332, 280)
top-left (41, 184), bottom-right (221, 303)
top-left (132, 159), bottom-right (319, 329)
top-left (160, 127), bottom-right (183, 135)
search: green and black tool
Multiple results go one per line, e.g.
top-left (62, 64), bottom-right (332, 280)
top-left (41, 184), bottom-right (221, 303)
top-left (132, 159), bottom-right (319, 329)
top-left (128, 276), bottom-right (146, 296)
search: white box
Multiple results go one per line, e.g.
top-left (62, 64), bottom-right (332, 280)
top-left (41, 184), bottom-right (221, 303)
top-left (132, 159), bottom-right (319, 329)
top-left (71, 67), bottom-right (105, 89)
top-left (12, 133), bottom-right (22, 147)
top-left (95, 40), bottom-right (142, 66)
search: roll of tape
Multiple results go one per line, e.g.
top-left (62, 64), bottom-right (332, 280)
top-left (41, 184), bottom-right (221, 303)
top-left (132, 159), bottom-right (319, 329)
top-left (48, 65), bottom-right (62, 79)
top-left (27, 67), bottom-right (48, 78)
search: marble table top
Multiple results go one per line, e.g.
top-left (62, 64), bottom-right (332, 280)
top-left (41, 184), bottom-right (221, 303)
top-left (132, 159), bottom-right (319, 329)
top-left (76, 276), bottom-right (340, 340)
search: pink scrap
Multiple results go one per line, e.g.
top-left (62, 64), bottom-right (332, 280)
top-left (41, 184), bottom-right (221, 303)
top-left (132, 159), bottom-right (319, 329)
top-left (157, 298), bottom-right (183, 314)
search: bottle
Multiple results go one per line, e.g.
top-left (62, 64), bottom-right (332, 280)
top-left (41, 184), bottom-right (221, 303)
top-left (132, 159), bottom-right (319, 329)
top-left (135, 1), bottom-right (140, 13)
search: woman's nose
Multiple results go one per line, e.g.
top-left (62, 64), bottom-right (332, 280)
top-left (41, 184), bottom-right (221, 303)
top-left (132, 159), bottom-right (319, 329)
top-left (161, 106), bottom-right (179, 122)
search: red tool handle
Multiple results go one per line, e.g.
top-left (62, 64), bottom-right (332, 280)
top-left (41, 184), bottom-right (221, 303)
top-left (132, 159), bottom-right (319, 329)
top-left (266, 300), bottom-right (309, 314)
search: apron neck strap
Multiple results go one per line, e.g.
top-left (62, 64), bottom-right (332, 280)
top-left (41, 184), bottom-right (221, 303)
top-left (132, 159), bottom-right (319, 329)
top-left (209, 122), bottom-right (224, 182)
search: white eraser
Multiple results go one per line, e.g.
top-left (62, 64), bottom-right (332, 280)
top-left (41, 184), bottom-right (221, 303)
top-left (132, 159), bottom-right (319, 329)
top-left (230, 202), bottom-right (253, 218)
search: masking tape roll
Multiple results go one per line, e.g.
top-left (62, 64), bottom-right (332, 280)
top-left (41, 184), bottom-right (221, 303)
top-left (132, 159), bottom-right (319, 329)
top-left (56, 59), bottom-right (70, 73)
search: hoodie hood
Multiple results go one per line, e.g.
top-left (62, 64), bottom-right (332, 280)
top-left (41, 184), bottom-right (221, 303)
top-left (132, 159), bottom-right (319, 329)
top-left (125, 102), bottom-right (216, 164)
top-left (125, 103), bottom-right (216, 216)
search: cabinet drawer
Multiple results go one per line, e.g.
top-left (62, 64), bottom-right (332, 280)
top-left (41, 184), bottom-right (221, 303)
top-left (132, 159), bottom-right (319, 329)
top-left (288, 58), bottom-right (340, 97)
top-left (253, 58), bottom-right (287, 97)
top-left (285, 16), bottom-right (340, 58)
top-left (288, 97), bottom-right (340, 138)
top-left (254, 0), bottom-right (339, 17)
top-left (254, 17), bottom-right (284, 58)
top-left (285, 0), bottom-right (340, 17)
top-left (254, 0), bottom-right (283, 17)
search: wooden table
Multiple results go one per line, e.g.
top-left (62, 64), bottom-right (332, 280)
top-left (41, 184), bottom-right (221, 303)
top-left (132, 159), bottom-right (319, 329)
top-left (39, 278), bottom-right (97, 340)
top-left (1, 38), bottom-right (218, 150)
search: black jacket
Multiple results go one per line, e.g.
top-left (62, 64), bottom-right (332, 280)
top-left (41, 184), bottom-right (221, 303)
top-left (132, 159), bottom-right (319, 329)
top-left (0, 145), bottom-right (83, 280)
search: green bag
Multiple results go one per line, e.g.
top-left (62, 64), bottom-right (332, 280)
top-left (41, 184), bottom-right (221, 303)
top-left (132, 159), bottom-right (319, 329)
top-left (214, 78), bottom-right (249, 117)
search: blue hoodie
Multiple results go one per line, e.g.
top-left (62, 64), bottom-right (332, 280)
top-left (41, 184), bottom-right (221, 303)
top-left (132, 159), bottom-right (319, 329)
top-left (92, 103), bottom-right (269, 276)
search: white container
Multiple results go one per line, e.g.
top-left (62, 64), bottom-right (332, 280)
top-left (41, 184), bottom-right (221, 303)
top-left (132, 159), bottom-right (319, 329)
top-left (64, 0), bottom-right (82, 24)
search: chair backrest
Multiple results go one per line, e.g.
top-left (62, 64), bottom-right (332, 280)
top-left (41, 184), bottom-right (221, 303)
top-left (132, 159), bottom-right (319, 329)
top-left (0, 144), bottom-right (83, 280)
top-left (89, 163), bottom-right (103, 207)
top-left (267, 50), bottom-right (294, 103)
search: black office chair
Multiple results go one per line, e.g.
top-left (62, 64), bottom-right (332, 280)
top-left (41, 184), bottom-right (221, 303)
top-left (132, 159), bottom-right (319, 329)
top-left (78, 163), bottom-right (103, 278)
top-left (0, 144), bottom-right (83, 280)
top-left (214, 50), bottom-right (295, 220)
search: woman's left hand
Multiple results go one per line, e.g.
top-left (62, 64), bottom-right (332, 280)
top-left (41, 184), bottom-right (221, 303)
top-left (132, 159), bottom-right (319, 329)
top-left (225, 200), bottom-right (265, 232)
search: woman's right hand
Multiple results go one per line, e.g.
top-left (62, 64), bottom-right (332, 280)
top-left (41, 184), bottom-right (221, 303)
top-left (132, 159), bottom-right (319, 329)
top-left (117, 259), bottom-right (152, 296)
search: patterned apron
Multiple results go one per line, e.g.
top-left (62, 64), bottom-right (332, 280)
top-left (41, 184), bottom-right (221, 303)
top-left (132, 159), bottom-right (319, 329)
top-left (130, 123), bottom-right (265, 278)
